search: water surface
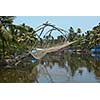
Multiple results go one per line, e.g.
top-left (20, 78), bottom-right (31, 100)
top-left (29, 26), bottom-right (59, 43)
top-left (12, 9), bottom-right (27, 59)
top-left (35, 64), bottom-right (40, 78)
top-left (0, 52), bottom-right (100, 83)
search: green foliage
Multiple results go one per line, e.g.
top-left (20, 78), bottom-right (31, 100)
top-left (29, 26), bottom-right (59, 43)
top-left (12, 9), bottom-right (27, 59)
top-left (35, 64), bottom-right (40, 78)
top-left (0, 16), bottom-right (37, 60)
top-left (67, 23), bottom-right (100, 50)
top-left (0, 16), bottom-right (100, 60)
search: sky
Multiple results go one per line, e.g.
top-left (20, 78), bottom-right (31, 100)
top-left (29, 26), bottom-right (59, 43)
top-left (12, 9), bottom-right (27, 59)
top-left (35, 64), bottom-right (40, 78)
top-left (14, 16), bottom-right (100, 38)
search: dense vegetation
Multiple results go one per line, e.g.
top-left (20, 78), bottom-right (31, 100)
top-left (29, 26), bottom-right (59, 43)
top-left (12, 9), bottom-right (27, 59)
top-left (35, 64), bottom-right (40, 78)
top-left (67, 25), bottom-right (100, 50)
top-left (0, 16), bottom-right (100, 65)
top-left (0, 16), bottom-right (37, 61)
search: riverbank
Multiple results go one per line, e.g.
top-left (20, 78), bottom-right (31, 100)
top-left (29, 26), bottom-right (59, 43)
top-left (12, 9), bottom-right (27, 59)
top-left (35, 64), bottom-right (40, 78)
top-left (0, 48), bottom-right (99, 67)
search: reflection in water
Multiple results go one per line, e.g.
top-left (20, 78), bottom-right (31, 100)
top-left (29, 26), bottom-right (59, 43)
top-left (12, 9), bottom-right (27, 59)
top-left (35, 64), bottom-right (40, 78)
top-left (36, 52), bottom-right (100, 83)
top-left (0, 52), bottom-right (100, 83)
top-left (0, 57), bottom-right (39, 83)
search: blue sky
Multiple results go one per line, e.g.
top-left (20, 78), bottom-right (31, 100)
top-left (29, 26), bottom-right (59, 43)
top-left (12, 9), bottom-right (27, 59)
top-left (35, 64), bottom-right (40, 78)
top-left (14, 16), bottom-right (100, 38)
